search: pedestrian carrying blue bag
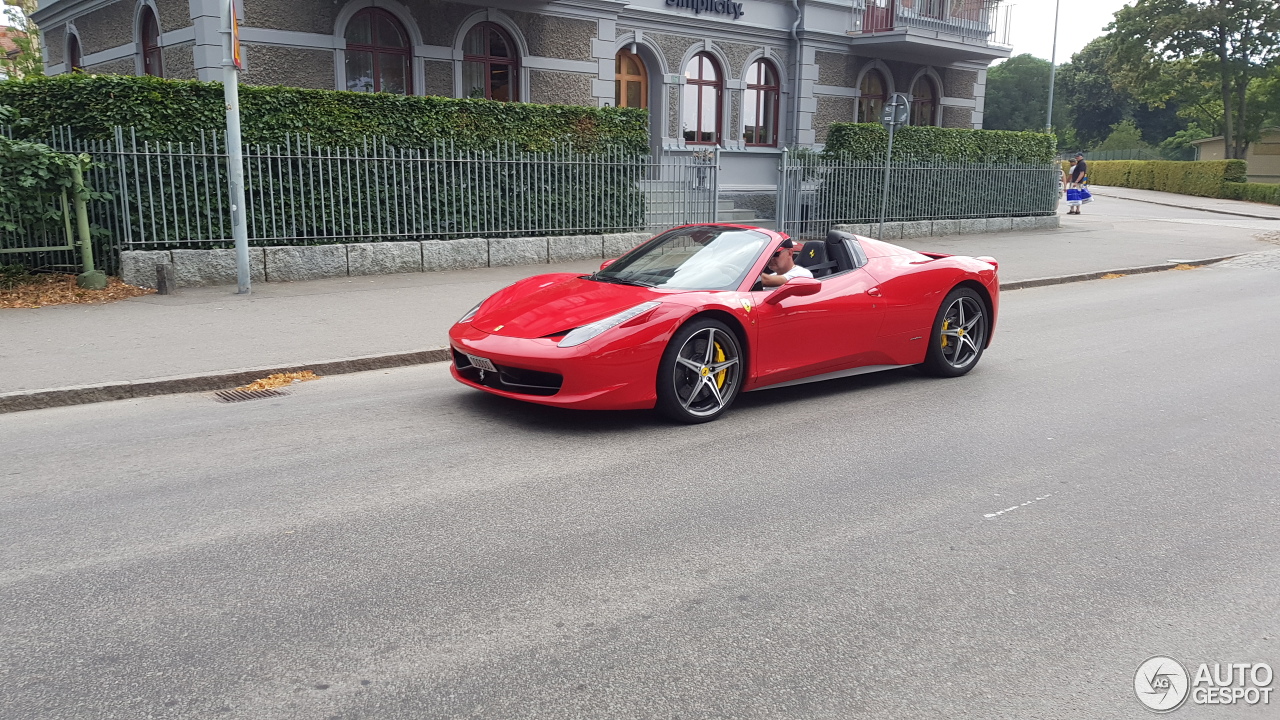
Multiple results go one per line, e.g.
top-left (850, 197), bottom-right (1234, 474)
top-left (1079, 186), bottom-right (1093, 203)
top-left (1066, 187), bottom-right (1082, 203)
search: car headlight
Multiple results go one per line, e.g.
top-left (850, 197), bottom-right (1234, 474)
top-left (458, 300), bottom-right (484, 324)
top-left (558, 301), bottom-right (661, 348)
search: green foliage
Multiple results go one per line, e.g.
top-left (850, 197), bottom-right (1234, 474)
top-left (1075, 159), bottom-right (1248, 197)
top-left (983, 54), bottom-right (1067, 133)
top-left (824, 123), bottom-right (1057, 163)
top-left (0, 262), bottom-right (32, 289)
top-left (0, 74), bottom-right (649, 152)
top-left (0, 134), bottom-right (86, 232)
top-left (1107, 0), bottom-right (1280, 159)
top-left (1096, 120), bottom-right (1155, 151)
top-left (1222, 180), bottom-right (1280, 205)
top-left (0, 3), bottom-right (42, 79)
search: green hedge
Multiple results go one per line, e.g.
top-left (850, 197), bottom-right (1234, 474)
top-left (0, 74), bottom-right (648, 152)
top-left (1221, 181), bottom-right (1280, 206)
top-left (825, 123), bottom-right (1057, 163)
top-left (1073, 160), bottom-right (1248, 198)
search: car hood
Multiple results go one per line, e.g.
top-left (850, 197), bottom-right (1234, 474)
top-left (471, 273), bottom-right (661, 339)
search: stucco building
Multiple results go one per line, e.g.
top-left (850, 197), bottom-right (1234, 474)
top-left (33, 0), bottom-right (1010, 189)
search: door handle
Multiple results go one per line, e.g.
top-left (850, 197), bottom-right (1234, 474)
top-left (867, 287), bottom-right (882, 297)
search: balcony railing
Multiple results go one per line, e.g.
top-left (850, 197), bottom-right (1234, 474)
top-left (858, 0), bottom-right (1012, 46)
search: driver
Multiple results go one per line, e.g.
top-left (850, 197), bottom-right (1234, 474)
top-left (759, 238), bottom-right (813, 287)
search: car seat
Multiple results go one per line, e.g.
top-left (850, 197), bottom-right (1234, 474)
top-left (795, 241), bottom-right (839, 277)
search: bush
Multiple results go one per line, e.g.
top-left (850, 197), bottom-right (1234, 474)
top-left (0, 74), bottom-right (648, 153)
top-left (1074, 159), bottom-right (1248, 198)
top-left (824, 123), bottom-right (1057, 163)
top-left (1222, 181), bottom-right (1280, 206)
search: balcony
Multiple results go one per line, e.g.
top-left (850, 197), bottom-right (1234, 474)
top-left (848, 0), bottom-right (1012, 65)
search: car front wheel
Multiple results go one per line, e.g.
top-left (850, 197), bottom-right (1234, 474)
top-left (656, 318), bottom-right (744, 424)
top-left (919, 287), bottom-right (988, 377)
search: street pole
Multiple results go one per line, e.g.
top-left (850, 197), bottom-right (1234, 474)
top-left (877, 124), bottom-right (895, 241)
top-left (222, 0), bottom-right (250, 294)
top-left (1045, 0), bottom-right (1061, 133)
top-left (878, 93), bottom-right (909, 240)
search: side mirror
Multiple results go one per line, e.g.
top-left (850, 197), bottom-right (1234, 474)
top-left (764, 276), bottom-right (821, 304)
top-left (600, 258), bottom-right (615, 270)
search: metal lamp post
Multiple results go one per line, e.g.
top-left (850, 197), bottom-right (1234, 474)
top-left (222, 0), bottom-right (251, 294)
top-left (1045, 0), bottom-right (1061, 133)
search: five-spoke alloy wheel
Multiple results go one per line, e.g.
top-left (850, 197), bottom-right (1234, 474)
top-left (920, 287), bottom-right (988, 377)
top-left (657, 318), bottom-right (743, 423)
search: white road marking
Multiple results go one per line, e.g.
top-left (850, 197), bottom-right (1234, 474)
top-left (984, 493), bottom-right (1055, 519)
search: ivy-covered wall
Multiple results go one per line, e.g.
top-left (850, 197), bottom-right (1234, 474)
top-left (0, 75), bottom-right (649, 152)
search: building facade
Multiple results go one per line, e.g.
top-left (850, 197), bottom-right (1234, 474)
top-left (33, 0), bottom-right (1009, 191)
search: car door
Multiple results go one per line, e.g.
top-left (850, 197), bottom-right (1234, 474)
top-left (748, 267), bottom-right (886, 388)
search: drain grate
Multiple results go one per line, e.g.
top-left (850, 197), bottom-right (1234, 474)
top-left (214, 388), bottom-right (289, 403)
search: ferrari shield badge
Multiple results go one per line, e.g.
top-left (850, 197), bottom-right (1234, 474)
top-left (740, 298), bottom-right (753, 313)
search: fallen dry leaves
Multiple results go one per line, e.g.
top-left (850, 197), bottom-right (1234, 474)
top-left (0, 274), bottom-right (155, 309)
top-left (1100, 273), bottom-right (1127, 279)
top-left (235, 371), bottom-right (321, 392)
top-left (1172, 264), bottom-right (1198, 271)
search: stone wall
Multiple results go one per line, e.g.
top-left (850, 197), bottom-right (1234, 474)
top-left (528, 70), bottom-right (595, 106)
top-left (815, 51), bottom-right (855, 88)
top-left (814, 95), bottom-right (855, 143)
top-left (401, 0), bottom-right (473, 47)
top-left (649, 32), bottom-right (694, 76)
top-left (245, 0), bottom-right (334, 34)
top-left (944, 68), bottom-right (978, 99)
top-left (163, 43), bottom-right (196, 79)
top-left (711, 39), bottom-right (757, 79)
top-left (77, 0), bottom-right (133, 55)
top-left (423, 59), bottom-right (452, 97)
top-left (156, 0), bottom-right (191, 31)
top-left (241, 46), bottom-right (335, 89)
top-left (44, 25), bottom-right (66, 65)
top-left (942, 105), bottom-right (971, 128)
top-left (84, 56), bottom-right (135, 75)
top-left (510, 11), bottom-right (594, 62)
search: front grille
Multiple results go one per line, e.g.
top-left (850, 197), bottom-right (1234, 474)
top-left (453, 349), bottom-right (563, 396)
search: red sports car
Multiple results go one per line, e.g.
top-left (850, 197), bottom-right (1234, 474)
top-left (449, 224), bottom-right (999, 423)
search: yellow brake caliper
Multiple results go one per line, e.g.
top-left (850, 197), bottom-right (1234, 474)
top-left (714, 343), bottom-right (727, 388)
top-left (941, 320), bottom-right (950, 348)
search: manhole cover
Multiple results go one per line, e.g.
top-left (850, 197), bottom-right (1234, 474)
top-left (214, 388), bottom-right (289, 403)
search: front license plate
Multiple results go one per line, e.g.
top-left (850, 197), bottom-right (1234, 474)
top-left (465, 353), bottom-right (497, 372)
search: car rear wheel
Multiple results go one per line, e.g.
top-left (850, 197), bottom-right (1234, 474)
top-left (919, 287), bottom-right (988, 377)
top-left (656, 318), bottom-right (744, 424)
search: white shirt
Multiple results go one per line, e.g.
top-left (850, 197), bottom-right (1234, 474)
top-left (776, 264), bottom-right (813, 282)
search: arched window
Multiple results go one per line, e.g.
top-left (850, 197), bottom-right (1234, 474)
top-left (743, 59), bottom-right (779, 146)
top-left (910, 75), bottom-right (938, 126)
top-left (67, 33), bottom-right (82, 72)
top-left (858, 69), bottom-right (887, 123)
top-left (140, 7), bottom-right (162, 77)
top-left (615, 49), bottom-right (647, 109)
top-left (682, 53), bottom-right (721, 145)
top-left (344, 8), bottom-right (411, 94)
top-left (462, 22), bottom-right (518, 101)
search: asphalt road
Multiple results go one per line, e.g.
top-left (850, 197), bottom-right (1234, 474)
top-left (2, 258), bottom-right (1278, 719)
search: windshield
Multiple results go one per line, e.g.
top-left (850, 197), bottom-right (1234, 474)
top-left (594, 226), bottom-right (772, 291)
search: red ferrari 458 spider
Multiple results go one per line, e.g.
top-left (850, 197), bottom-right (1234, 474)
top-left (449, 224), bottom-right (999, 423)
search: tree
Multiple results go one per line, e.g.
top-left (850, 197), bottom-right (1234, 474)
top-left (1055, 39), bottom-right (1133, 146)
top-left (1, 0), bottom-right (42, 79)
top-left (983, 54), bottom-right (1068, 133)
top-left (1109, 0), bottom-right (1280, 159)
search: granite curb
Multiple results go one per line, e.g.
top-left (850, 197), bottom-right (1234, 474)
top-left (3, 254), bottom-right (1238, 414)
top-left (0, 349), bottom-right (451, 414)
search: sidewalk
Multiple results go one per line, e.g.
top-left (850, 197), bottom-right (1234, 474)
top-left (1090, 185), bottom-right (1280, 220)
top-left (2, 194), bottom-right (1277, 396)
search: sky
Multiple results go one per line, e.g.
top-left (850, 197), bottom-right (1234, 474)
top-left (1002, 0), bottom-right (1133, 64)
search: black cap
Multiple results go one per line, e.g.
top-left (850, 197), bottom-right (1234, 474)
top-left (778, 238), bottom-right (796, 248)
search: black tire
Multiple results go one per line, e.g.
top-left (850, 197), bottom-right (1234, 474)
top-left (919, 286), bottom-right (988, 378)
top-left (655, 318), bottom-right (744, 424)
